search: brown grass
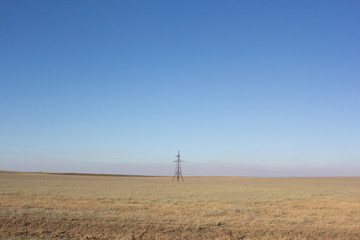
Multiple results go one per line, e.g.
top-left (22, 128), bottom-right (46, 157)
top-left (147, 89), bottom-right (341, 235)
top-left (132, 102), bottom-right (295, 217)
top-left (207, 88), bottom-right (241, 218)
top-left (1, 171), bottom-right (360, 239)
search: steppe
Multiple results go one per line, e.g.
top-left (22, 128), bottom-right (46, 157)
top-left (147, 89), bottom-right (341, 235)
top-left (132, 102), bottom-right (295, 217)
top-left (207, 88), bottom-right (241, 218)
top-left (1, 171), bottom-right (360, 239)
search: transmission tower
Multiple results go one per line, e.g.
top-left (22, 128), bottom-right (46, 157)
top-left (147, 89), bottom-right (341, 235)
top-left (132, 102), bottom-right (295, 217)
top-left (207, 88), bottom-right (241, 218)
top-left (173, 150), bottom-right (184, 182)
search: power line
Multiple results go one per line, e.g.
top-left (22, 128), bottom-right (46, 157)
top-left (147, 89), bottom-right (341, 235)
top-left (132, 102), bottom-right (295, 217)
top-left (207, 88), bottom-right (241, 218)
top-left (173, 150), bottom-right (184, 182)
top-left (0, 140), bottom-right (132, 161)
top-left (0, 140), bottom-right (83, 155)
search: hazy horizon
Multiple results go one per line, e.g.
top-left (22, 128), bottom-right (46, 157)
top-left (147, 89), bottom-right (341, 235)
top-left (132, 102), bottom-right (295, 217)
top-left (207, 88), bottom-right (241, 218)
top-left (2, 156), bottom-right (360, 177)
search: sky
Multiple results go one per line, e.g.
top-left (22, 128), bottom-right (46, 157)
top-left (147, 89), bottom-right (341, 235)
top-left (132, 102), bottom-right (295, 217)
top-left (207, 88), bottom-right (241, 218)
top-left (1, 0), bottom-right (360, 176)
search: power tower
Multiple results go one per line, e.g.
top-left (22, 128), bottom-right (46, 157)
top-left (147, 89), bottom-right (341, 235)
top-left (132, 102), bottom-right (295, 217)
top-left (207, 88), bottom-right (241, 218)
top-left (173, 150), bottom-right (184, 182)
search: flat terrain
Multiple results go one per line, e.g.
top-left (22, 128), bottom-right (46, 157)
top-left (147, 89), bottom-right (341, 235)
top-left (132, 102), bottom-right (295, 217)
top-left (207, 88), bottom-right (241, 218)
top-left (1, 171), bottom-right (360, 239)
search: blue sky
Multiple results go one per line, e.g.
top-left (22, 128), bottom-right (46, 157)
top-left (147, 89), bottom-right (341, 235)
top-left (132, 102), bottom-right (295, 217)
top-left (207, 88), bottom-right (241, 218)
top-left (1, 1), bottom-right (360, 176)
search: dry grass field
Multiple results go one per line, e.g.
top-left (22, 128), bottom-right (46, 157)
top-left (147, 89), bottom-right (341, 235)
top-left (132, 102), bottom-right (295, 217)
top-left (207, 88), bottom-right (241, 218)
top-left (1, 171), bottom-right (360, 239)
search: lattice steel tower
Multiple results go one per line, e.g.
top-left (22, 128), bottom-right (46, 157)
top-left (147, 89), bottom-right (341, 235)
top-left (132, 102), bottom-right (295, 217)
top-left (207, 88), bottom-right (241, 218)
top-left (173, 150), bottom-right (184, 182)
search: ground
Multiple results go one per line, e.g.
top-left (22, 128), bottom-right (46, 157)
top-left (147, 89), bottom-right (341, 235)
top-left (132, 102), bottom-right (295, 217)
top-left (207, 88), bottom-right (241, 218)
top-left (1, 171), bottom-right (360, 239)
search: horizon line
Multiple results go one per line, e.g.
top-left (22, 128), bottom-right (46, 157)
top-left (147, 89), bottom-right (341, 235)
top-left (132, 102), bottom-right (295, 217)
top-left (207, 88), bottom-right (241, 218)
top-left (1, 170), bottom-right (359, 178)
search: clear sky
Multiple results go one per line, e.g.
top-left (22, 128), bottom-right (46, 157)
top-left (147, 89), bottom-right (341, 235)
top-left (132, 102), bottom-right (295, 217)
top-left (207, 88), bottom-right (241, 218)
top-left (1, 1), bottom-right (360, 176)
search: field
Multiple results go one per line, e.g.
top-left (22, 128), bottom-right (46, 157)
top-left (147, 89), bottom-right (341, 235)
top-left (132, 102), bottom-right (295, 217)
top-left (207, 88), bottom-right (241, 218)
top-left (1, 171), bottom-right (360, 239)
